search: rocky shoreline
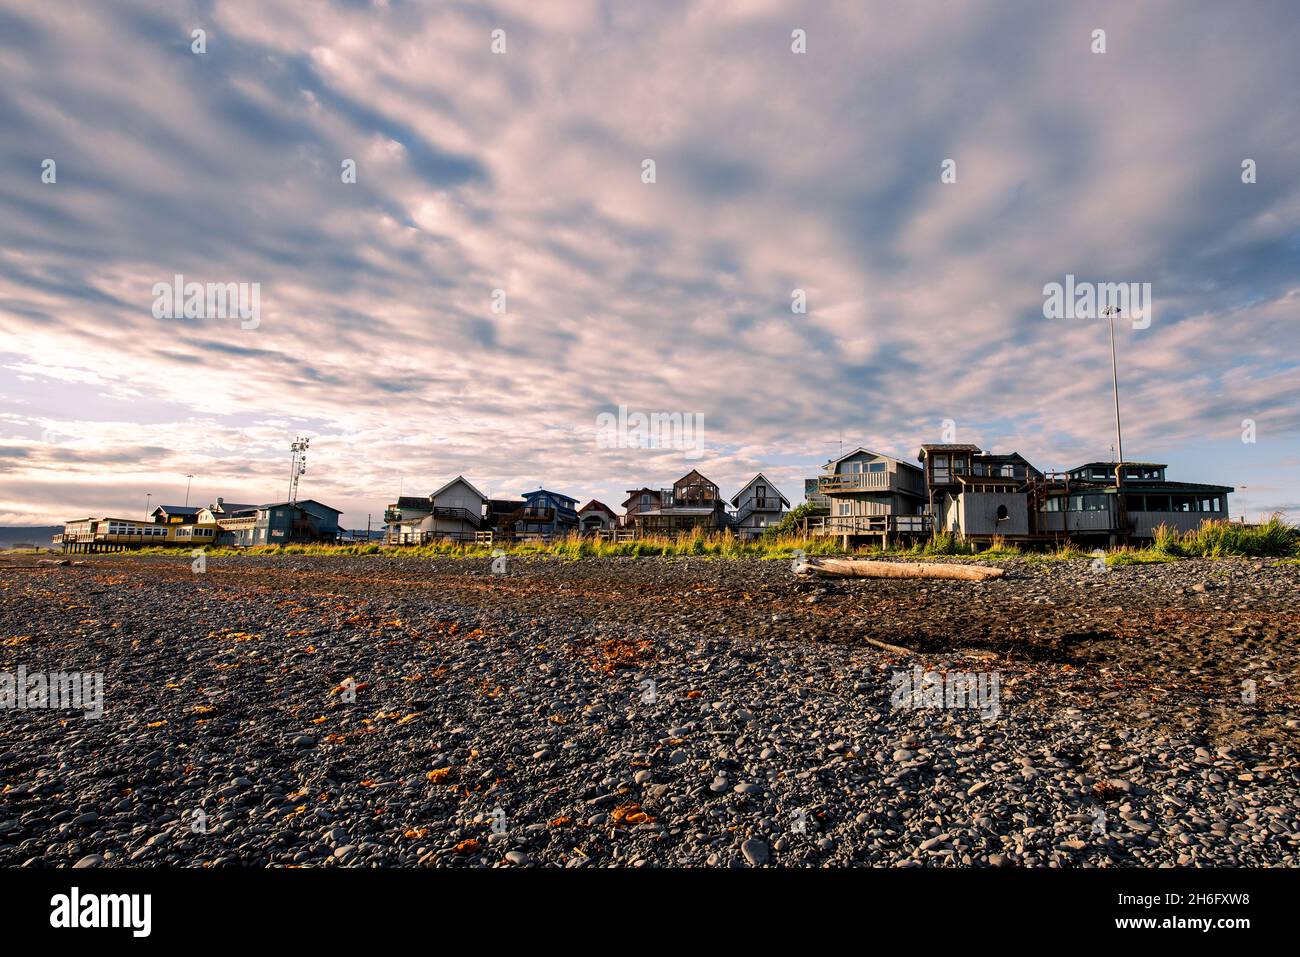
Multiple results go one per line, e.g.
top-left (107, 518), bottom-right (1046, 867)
top-left (1, 553), bottom-right (1296, 867)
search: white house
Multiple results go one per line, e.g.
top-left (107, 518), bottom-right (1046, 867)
top-left (729, 472), bottom-right (790, 538)
top-left (385, 476), bottom-right (488, 543)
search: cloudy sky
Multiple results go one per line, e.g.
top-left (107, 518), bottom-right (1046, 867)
top-left (1, 0), bottom-right (1297, 527)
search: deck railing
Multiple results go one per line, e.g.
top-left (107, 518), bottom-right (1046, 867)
top-left (735, 499), bottom-right (785, 523)
top-left (806, 514), bottom-right (931, 535)
top-left (815, 472), bottom-right (924, 494)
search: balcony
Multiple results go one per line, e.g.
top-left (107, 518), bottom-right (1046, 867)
top-left (806, 514), bottom-right (931, 536)
top-left (817, 471), bottom-right (923, 495)
top-left (430, 506), bottom-right (482, 526)
top-left (735, 499), bottom-right (785, 523)
top-left (660, 487), bottom-right (721, 509)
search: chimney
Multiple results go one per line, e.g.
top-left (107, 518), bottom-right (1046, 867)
top-left (216, 497), bottom-right (224, 506)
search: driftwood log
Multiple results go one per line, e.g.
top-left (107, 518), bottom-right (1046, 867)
top-left (794, 558), bottom-right (1005, 582)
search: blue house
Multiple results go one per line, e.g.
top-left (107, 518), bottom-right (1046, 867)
top-left (514, 489), bottom-right (579, 536)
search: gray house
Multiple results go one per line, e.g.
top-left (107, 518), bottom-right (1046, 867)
top-left (1036, 462), bottom-right (1231, 544)
top-left (805, 448), bottom-right (928, 543)
top-left (923, 449), bottom-right (1233, 546)
top-left (217, 499), bottom-right (342, 546)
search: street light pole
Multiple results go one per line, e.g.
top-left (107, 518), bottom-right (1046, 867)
top-left (185, 474), bottom-right (194, 508)
top-left (146, 493), bottom-right (152, 520)
top-left (1104, 306), bottom-right (1125, 487)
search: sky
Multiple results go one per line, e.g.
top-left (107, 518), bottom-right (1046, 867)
top-left (0, 0), bottom-right (1297, 528)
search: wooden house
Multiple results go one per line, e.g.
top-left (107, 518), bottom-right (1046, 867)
top-left (631, 469), bottom-right (730, 535)
top-left (805, 448), bottom-right (928, 542)
top-left (729, 473), bottom-right (790, 538)
top-left (923, 448), bottom-right (1233, 546)
top-left (60, 516), bottom-right (180, 552)
top-left (1033, 462), bottom-right (1231, 544)
top-left (149, 505), bottom-right (201, 526)
top-left (577, 499), bottom-right (619, 532)
top-left (620, 488), bottom-right (663, 528)
top-left (512, 489), bottom-right (580, 537)
top-left (933, 450), bottom-right (1043, 539)
top-left (219, 500), bottom-right (341, 546)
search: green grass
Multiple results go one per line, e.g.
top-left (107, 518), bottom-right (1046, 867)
top-left (1106, 549), bottom-right (1179, 567)
top-left (109, 515), bottom-right (1300, 563)
top-left (133, 531), bottom-right (851, 561)
top-left (1145, 514), bottom-right (1298, 559)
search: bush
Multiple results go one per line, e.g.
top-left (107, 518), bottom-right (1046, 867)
top-left (763, 502), bottom-right (822, 538)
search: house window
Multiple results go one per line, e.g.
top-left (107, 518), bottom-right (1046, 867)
top-left (838, 502), bottom-right (851, 516)
top-left (868, 462), bottom-right (886, 473)
top-left (1066, 494), bottom-right (1109, 512)
top-left (996, 504), bottom-right (1009, 520)
top-left (932, 455), bottom-right (950, 484)
top-left (953, 458), bottom-right (967, 475)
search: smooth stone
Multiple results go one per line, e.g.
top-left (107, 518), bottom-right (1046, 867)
top-left (741, 839), bottom-right (769, 866)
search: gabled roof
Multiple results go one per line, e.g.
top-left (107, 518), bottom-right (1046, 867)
top-left (621, 488), bottom-right (662, 508)
top-left (824, 447), bottom-right (922, 472)
top-left (429, 475), bottom-right (488, 503)
top-left (578, 499), bottom-right (617, 516)
top-left (729, 472), bottom-right (791, 508)
top-left (152, 505), bottom-right (200, 516)
top-left (256, 499), bottom-right (342, 515)
top-left (521, 488), bottom-right (578, 506)
top-left (674, 468), bottom-right (716, 487)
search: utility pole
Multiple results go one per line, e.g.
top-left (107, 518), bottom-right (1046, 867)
top-left (146, 493), bottom-right (152, 520)
top-left (184, 474), bottom-right (194, 507)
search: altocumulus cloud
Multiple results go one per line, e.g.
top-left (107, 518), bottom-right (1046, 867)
top-left (0, 0), bottom-right (1297, 525)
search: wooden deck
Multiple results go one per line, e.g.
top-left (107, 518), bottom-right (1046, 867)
top-left (805, 515), bottom-right (931, 537)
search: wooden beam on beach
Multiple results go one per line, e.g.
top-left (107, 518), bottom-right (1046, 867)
top-left (795, 558), bottom-right (1005, 582)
